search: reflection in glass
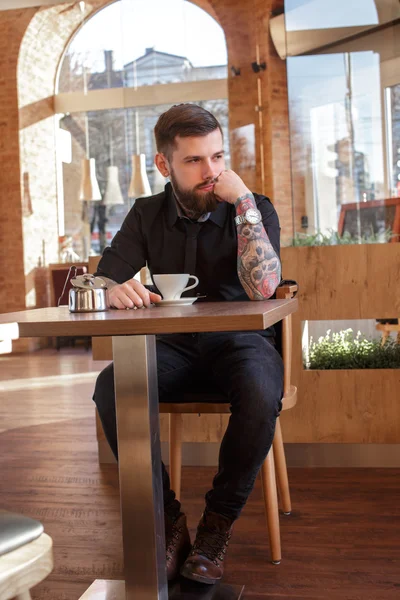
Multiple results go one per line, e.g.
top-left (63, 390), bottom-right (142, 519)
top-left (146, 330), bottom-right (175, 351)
top-left (284, 0), bottom-right (400, 246)
top-left (288, 51), bottom-right (385, 242)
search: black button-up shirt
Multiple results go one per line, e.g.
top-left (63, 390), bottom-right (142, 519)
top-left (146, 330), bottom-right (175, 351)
top-left (97, 182), bottom-right (280, 301)
top-left (97, 183), bottom-right (281, 336)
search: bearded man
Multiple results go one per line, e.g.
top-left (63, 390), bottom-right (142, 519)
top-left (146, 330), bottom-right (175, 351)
top-left (93, 103), bottom-right (283, 584)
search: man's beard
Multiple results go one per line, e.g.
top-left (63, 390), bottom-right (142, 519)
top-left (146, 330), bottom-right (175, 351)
top-left (170, 169), bottom-right (219, 221)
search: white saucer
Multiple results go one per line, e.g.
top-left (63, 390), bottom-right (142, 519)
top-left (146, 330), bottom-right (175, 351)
top-left (155, 297), bottom-right (199, 307)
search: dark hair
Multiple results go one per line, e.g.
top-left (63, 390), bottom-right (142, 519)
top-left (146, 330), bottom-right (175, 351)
top-left (154, 103), bottom-right (223, 159)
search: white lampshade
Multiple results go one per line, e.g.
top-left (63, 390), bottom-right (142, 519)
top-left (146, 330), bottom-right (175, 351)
top-left (103, 166), bottom-right (124, 205)
top-left (79, 158), bottom-right (102, 201)
top-left (128, 154), bottom-right (152, 198)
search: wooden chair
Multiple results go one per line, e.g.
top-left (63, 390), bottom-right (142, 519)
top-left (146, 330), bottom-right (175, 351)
top-left (87, 257), bottom-right (298, 564)
top-left (160, 283), bottom-right (297, 565)
top-left (0, 512), bottom-right (53, 600)
top-left (376, 320), bottom-right (400, 346)
top-left (48, 262), bottom-right (89, 307)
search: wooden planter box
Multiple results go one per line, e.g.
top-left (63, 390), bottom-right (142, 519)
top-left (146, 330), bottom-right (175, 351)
top-left (280, 244), bottom-right (400, 444)
top-left (280, 368), bottom-right (400, 443)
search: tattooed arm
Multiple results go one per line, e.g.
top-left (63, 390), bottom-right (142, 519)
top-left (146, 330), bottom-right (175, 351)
top-left (213, 170), bottom-right (281, 300)
top-left (235, 193), bottom-right (281, 300)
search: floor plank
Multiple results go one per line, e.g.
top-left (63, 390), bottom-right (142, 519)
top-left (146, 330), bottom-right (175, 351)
top-left (0, 349), bottom-right (399, 599)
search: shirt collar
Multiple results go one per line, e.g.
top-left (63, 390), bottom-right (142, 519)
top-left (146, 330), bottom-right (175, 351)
top-left (175, 199), bottom-right (211, 223)
top-left (208, 200), bottom-right (229, 228)
top-left (165, 182), bottom-right (228, 229)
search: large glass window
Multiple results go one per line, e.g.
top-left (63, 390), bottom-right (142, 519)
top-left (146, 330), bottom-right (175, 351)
top-left (56, 0), bottom-right (228, 259)
top-left (386, 83), bottom-right (400, 196)
top-left (283, 0), bottom-right (400, 246)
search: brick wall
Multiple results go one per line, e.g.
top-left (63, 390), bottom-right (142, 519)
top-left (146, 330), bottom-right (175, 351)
top-left (17, 3), bottom-right (104, 305)
top-left (0, 0), bottom-right (294, 316)
top-left (0, 8), bottom-right (35, 313)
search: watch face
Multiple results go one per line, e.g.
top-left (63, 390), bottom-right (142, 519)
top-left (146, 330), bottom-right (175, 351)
top-left (246, 208), bottom-right (261, 225)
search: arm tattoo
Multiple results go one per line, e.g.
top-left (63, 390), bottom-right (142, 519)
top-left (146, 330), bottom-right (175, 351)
top-left (236, 193), bottom-right (281, 300)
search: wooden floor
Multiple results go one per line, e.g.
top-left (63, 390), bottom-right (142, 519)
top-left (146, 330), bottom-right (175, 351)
top-left (0, 348), bottom-right (399, 600)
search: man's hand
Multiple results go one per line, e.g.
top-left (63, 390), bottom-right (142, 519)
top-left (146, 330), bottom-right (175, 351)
top-left (213, 169), bottom-right (251, 205)
top-left (108, 279), bottom-right (162, 309)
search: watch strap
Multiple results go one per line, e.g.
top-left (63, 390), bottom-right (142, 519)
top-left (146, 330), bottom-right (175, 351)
top-left (234, 214), bottom-right (246, 226)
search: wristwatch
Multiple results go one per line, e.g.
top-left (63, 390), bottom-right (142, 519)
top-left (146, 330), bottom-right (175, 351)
top-left (234, 207), bottom-right (262, 226)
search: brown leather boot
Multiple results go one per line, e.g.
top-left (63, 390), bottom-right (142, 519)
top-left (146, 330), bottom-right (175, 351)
top-left (165, 512), bottom-right (191, 581)
top-left (180, 510), bottom-right (233, 584)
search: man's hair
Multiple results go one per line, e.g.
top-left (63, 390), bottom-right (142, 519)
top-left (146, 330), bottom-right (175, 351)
top-left (154, 103), bottom-right (223, 159)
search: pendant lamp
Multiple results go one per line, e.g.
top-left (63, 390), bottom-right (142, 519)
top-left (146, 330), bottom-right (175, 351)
top-left (79, 158), bottom-right (101, 201)
top-left (103, 165), bottom-right (124, 205)
top-left (128, 153), bottom-right (152, 198)
top-left (128, 109), bottom-right (152, 199)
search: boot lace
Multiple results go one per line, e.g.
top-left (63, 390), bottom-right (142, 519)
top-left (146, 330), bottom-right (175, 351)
top-left (166, 520), bottom-right (184, 563)
top-left (191, 525), bottom-right (231, 564)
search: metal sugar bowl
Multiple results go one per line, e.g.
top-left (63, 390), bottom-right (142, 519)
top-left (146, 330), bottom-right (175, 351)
top-left (59, 268), bottom-right (109, 313)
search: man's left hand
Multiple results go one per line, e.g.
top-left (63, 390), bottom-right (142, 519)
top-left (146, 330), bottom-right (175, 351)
top-left (213, 170), bottom-right (251, 205)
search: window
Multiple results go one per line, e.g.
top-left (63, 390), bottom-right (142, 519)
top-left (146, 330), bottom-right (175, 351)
top-left (56, 0), bottom-right (228, 258)
top-left (284, 0), bottom-right (400, 246)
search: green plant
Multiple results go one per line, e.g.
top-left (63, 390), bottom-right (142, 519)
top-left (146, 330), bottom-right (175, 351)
top-left (291, 228), bottom-right (397, 247)
top-left (304, 329), bottom-right (400, 370)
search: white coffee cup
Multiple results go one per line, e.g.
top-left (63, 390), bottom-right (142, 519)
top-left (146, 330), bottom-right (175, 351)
top-left (153, 274), bottom-right (199, 300)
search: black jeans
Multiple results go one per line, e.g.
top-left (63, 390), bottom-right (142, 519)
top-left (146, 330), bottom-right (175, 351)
top-left (93, 331), bottom-right (283, 521)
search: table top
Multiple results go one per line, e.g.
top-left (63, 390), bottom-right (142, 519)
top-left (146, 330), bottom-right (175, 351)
top-left (0, 299), bottom-right (298, 338)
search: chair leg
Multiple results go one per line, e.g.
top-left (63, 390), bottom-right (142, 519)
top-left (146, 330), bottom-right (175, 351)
top-left (273, 418), bottom-right (291, 515)
top-left (169, 413), bottom-right (183, 501)
top-left (260, 446), bottom-right (281, 564)
top-left (381, 331), bottom-right (389, 346)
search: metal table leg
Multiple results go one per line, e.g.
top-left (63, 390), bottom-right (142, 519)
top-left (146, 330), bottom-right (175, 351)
top-left (112, 335), bottom-right (167, 600)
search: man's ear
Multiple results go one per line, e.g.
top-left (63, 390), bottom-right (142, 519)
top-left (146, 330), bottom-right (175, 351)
top-left (155, 153), bottom-right (170, 177)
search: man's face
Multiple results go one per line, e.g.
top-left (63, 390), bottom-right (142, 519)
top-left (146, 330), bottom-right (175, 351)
top-left (165, 129), bottom-right (225, 220)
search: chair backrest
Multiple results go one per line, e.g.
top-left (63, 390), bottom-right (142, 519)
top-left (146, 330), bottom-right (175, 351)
top-left (48, 263), bottom-right (88, 307)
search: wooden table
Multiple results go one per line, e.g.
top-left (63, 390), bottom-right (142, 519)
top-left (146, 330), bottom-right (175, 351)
top-left (0, 299), bottom-right (298, 600)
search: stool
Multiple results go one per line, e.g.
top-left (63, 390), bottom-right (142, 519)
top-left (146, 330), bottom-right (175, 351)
top-left (0, 511), bottom-right (53, 600)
